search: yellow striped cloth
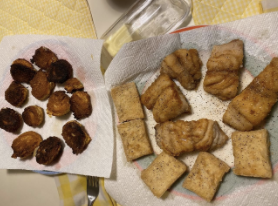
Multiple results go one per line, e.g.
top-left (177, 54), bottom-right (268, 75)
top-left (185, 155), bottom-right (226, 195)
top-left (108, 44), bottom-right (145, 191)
top-left (192, 0), bottom-right (263, 25)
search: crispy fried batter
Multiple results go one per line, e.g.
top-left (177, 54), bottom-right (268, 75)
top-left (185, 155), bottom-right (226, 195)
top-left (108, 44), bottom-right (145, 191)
top-left (11, 131), bottom-right (42, 159)
top-left (161, 49), bottom-right (202, 90)
top-left (5, 81), bottom-right (28, 107)
top-left (203, 39), bottom-right (244, 100)
top-left (47, 91), bottom-right (70, 116)
top-left (36, 136), bottom-right (63, 165)
top-left (70, 91), bottom-right (92, 120)
top-left (22, 105), bottom-right (44, 127)
top-left (30, 70), bottom-right (55, 100)
top-left (10, 59), bottom-right (37, 83)
top-left (0, 108), bottom-right (23, 133)
top-left (47, 59), bottom-right (73, 83)
top-left (30, 46), bottom-right (58, 71)
top-left (64, 78), bottom-right (84, 93)
top-left (62, 120), bottom-right (91, 154)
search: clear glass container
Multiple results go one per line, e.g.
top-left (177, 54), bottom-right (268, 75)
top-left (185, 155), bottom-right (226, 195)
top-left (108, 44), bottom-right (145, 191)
top-left (101, 0), bottom-right (191, 71)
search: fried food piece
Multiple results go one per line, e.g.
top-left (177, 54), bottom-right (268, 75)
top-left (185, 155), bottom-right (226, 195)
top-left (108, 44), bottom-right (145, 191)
top-left (183, 152), bottom-right (230, 202)
top-left (30, 70), bottom-right (55, 100)
top-left (30, 46), bottom-right (58, 71)
top-left (152, 85), bottom-right (190, 123)
top-left (223, 57), bottom-right (278, 131)
top-left (47, 59), bottom-right (73, 83)
top-left (141, 152), bottom-right (187, 198)
top-left (0, 108), bottom-right (23, 133)
top-left (5, 81), bottom-right (28, 107)
top-left (160, 49), bottom-right (202, 90)
top-left (141, 74), bottom-right (175, 110)
top-left (232, 129), bottom-right (272, 178)
top-left (70, 91), bottom-right (92, 120)
top-left (62, 120), bottom-right (91, 154)
top-left (47, 91), bottom-right (70, 116)
top-left (10, 59), bottom-right (37, 83)
top-left (11, 131), bottom-right (42, 159)
top-left (22, 105), bottom-right (44, 127)
top-left (117, 119), bottom-right (153, 161)
top-left (64, 78), bottom-right (84, 93)
top-left (36, 136), bottom-right (63, 165)
top-left (111, 82), bottom-right (144, 123)
top-left (155, 119), bottom-right (228, 156)
top-left (203, 39), bottom-right (244, 100)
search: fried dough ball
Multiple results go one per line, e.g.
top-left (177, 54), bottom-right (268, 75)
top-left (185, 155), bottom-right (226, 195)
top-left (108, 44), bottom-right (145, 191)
top-left (30, 70), bottom-right (55, 100)
top-left (10, 59), bottom-right (37, 83)
top-left (64, 78), bottom-right (84, 93)
top-left (0, 108), bottom-right (23, 133)
top-left (36, 136), bottom-right (63, 165)
top-left (47, 59), bottom-right (73, 83)
top-left (62, 120), bottom-right (91, 155)
top-left (47, 91), bottom-right (70, 116)
top-left (70, 91), bottom-right (92, 120)
top-left (30, 46), bottom-right (58, 71)
top-left (5, 81), bottom-right (28, 107)
top-left (11, 131), bottom-right (42, 159)
top-left (22, 105), bottom-right (44, 127)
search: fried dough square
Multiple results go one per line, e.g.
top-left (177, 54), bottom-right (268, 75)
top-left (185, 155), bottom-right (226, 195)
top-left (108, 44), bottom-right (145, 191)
top-left (117, 119), bottom-right (153, 161)
top-left (232, 129), bottom-right (272, 178)
top-left (183, 152), bottom-right (230, 202)
top-left (141, 152), bottom-right (187, 198)
top-left (111, 82), bottom-right (144, 122)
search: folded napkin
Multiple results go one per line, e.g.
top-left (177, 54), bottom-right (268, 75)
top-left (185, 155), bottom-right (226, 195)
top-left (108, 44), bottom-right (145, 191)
top-left (192, 0), bottom-right (263, 25)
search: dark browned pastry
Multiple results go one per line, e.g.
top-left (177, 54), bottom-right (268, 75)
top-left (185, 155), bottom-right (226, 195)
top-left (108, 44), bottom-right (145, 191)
top-left (47, 59), bottom-right (73, 83)
top-left (11, 131), bottom-right (42, 159)
top-left (0, 108), bottom-right (23, 133)
top-left (62, 120), bottom-right (91, 155)
top-left (10, 59), bottom-right (37, 83)
top-left (70, 91), bottom-right (92, 120)
top-left (22, 105), bottom-right (44, 127)
top-left (64, 78), bottom-right (84, 93)
top-left (47, 91), bottom-right (70, 116)
top-left (36, 136), bottom-right (63, 165)
top-left (30, 46), bottom-right (58, 71)
top-left (5, 81), bottom-right (28, 107)
top-left (30, 70), bottom-right (55, 100)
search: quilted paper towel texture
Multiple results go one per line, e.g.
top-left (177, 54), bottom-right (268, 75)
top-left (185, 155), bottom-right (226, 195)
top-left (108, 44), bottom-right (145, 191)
top-left (0, 35), bottom-right (113, 178)
top-left (0, 0), bottom-right (97, 41)
top-left (192, 0), bottom-right (263, 25)
top-left (104, 12), bottom-right (278, 205)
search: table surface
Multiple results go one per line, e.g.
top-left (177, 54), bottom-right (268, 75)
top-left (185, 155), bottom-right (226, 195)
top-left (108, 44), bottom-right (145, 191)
top-left (0, 1), bottom-right (194, 205)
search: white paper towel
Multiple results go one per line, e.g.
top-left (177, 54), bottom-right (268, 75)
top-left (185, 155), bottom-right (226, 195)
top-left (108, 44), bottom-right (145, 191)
top-left (0, 35), bottom-right (113, 178)
top-left (104, 12), bottom-right (278, 205)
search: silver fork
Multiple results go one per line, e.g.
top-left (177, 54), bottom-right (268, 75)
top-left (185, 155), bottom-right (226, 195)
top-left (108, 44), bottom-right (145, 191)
top-left (87, 176), bottom-right (99, 206)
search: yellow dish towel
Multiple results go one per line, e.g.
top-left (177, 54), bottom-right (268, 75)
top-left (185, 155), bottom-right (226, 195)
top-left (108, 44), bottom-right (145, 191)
top-left (192, 0), bottom-right (263, 25)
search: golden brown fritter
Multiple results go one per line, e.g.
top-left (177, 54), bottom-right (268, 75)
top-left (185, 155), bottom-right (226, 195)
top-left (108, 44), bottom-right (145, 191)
top-left (203, 39), bottom-right (244, 100)
top-left (64, 78), bottom-right (84, 93)
top-left (62, 120), bottom-right (91, 155)
top-left (141, 74), bottom-right (175, 110)
top-left (30, 46), bottom-right (58, 71)
top-left (70, 91), bottom-right (92, 120)
top-left (161, 49), bottom-right (202, 90)
top-left (22, 105), bottom-right (44, 127)
top-left (47, 59), bottom-right (73, 83)
top-left (155, 119), bottom-right (228, 156)
top-left (5, 81), bottom-right (28, 107)
top-left (11, 131), bottom-right (42, 159)
top-left (30, 70), bottom-right (55, 100)
top-left (36, 136), bottom-right (63, 165)
top-left (223, 57), bottom-right (278, 131)
top-left (10, 59), bottom-right (37, 83)
top-left (47, 91), bottom-right (70, 117)
top-left (0, 108), bottom-right (23, 133)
